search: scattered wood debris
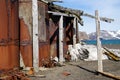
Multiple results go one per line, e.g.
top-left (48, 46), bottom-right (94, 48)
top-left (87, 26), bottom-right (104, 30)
top-left (0, 68), bottom-right (30, 80)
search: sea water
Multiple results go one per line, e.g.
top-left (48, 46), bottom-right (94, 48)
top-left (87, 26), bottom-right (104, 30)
top-left (82, 39), bottom-right (120, 45)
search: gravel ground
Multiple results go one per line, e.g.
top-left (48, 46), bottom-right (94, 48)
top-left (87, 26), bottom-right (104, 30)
top-left (29, 60), bottom-right (120, 80)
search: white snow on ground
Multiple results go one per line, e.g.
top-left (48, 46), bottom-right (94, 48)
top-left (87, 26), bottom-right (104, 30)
top-left (82, 45), bottom-right (108, 61)
top-left (67, 43), bottom-right (108, 61)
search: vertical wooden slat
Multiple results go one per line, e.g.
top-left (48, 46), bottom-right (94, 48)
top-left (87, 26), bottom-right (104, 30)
top-left (32, 0), bottom-right (39, 72)
top-left (59, 16), bottom-right (64, 63)
top-left (76, 18), bottom-right (79, 43)
top-left (73, 17), bottom-right (76, 48)
top-left (95, 10), bottom-right (103, 72)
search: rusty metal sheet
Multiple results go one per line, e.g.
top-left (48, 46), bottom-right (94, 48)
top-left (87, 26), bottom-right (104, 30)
top-left (19, 0), bottom-right (33, 67)
top-left (39, 42), bottom-right (50, 67)
top-left (0, 0), bottom-right (19, 70)
top-left (38, 2), bottom-right (51, 67)
top-left (20, 19), bottom-right (33, 67)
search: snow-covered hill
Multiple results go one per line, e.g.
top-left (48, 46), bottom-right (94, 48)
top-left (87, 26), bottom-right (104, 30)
top-left (88, 30), bottom-right (120, 40)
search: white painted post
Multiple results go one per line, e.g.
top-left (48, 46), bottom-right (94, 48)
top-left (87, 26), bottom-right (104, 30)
top-left (95, 10), bottom-right (103, 72)
top-left (59, 16), bottom-right (64, 63)
top-left (73, 17), bottom-right (77, 48)
top-left (32, 0), bottom-right (39, 72)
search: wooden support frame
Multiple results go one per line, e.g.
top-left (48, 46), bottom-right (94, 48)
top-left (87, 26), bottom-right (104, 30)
top-left (32, 0), bottom-right (39, 72)
top-left (95, 10), bottom-right (103, 72)
top-left (59, 15), bottom-right (64, 63)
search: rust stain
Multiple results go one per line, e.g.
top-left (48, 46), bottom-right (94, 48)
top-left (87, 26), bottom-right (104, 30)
top-left (20, 18), bottom-right (33, 67)
top-left (0, 0), bottom-right (19, 70)
top-left (39, 43), bottom-right (50, 67)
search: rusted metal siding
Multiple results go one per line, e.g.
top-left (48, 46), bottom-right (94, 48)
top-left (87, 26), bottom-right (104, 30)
top-left (20, 19), bottom-right (33, 67)
top-left (39, 43), bottom-right (50, 66)
top-left (38, 2), bottom-right (50, 67)
top-left (19, 1), bottom-right (50, 67)
top-left (0, 0), bottom-right (19, 70)
top-left (38, 2), bottom-right (47, 42)
top-left (19, 1), bottom-right (33, 67)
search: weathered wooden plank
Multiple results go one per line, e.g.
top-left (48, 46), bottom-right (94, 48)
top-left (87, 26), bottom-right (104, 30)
top-left (95, 10), bottom-right (103, 72)
top-left (49, 4), bottom-right (83, 25)
top-left (73, 17), bottom-right (77, 48)
top-left (98, 71), bottom-right (120, 80)
top-left (83, 13), bottom-right (114, 23)
top-left (32, 0), bottom-right (39, 72)
top-left (59, 16), bottom-right (64, 63)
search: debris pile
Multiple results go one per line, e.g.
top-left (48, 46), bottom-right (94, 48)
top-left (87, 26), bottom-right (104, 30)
top-left (0, 68), bottom-right (30, 80)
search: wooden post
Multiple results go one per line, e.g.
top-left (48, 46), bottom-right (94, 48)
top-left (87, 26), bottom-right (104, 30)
top-left (76, 18), bottom-right (79, 43)
top-left (73, 17), bottom-right (77, 48)
top-left (59, 16), bottom-right (64, 63)
top-left (95, 10), bottom-right (103, 72)
top-left (32, 0), bottom-right (39, 72)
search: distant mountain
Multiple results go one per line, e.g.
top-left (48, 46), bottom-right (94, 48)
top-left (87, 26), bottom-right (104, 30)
top-left (78, 31), bottom-right (89, 40)
top-left (88, 30), bottom-right (120, 40)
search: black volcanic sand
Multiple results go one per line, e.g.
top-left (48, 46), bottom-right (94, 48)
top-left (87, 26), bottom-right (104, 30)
top-left (30, 60), bottom-right (120, 80)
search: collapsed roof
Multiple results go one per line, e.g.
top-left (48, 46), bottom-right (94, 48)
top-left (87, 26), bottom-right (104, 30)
top-left (40, 0), bottom-right (84, 25)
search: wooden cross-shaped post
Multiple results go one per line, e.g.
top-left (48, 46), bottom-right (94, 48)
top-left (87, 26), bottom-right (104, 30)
top-left (95, 10), bottom-right (103, 72)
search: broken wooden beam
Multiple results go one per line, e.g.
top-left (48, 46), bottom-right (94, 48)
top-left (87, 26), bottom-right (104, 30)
top-left (49, 4), bottom-right (83, 25)
top-left (103, 47), bottom-right (120, 61)
top-left (83, 13), bottom-right (114, 23)
top-left (97, 71), bottom-right (120, 80)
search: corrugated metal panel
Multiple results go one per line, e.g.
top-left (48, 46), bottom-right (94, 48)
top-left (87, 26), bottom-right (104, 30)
top-left (20, 19), bottom-right (33, 67)
top-left (0, 0), bottom-right (19, 70)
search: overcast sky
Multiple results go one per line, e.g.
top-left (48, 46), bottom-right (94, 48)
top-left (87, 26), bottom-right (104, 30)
top-left (56, 0), bottom-right (120, 34)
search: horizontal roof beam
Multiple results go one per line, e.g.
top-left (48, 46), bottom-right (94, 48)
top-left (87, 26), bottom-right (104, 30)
top-left (48, 11), bottom-right (75, 17)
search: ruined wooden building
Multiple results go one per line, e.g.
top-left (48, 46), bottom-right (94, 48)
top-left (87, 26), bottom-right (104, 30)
top-left (0, 0), bottom-right (83, 71)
